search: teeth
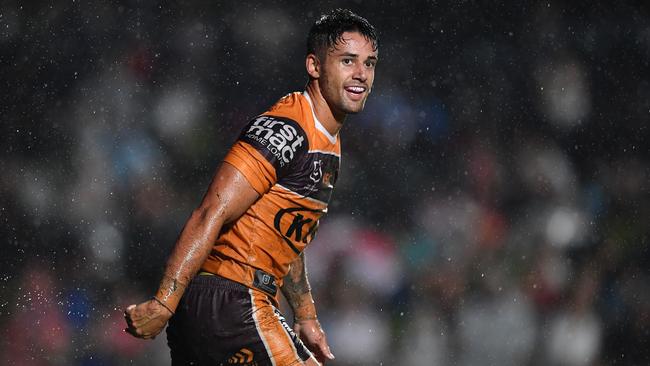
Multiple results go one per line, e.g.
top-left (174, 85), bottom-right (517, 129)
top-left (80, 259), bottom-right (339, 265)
top-left (346, 86), bottom-right (365, 93)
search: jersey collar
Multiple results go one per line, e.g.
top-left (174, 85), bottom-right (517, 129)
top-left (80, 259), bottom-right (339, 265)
top-left (303, 91), bottom-right (337, 144)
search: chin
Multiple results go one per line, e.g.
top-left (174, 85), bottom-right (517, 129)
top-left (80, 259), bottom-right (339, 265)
top-left (349, 104), bottom-right (367, 114)
top-left (343, 101), bottom-right (367, 114)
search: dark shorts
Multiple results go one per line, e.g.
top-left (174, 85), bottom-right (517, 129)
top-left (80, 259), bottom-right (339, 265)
top-left (166, 274), bottom-right (312, 366)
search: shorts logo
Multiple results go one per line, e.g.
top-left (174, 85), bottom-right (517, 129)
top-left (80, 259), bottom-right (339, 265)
top-left (277, 310), bottom-right (299, 341)
top-left (245, 116), bottom-right (304, 167)
top-left (227, 348), bottom-right (255, 365)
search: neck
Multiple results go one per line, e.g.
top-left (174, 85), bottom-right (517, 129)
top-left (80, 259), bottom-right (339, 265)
top-left (305, 81), bottom-right (345, 136)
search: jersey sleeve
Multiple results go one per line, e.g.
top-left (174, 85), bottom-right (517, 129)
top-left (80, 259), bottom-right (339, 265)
top-left (223, 115), bottom-right (308, 195)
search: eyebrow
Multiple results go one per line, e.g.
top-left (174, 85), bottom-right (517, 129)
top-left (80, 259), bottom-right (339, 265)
top-left (339, 52), bottom-right (379, 61)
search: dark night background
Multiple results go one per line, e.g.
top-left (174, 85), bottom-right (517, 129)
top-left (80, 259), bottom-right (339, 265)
top-left (1, 1), bottom-right (649, 365)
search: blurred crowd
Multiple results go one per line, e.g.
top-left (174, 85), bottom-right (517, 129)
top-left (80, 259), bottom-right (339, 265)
top-left (1, 1), bottom-right (649, 365)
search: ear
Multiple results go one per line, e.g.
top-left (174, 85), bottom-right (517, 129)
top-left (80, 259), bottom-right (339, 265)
top-left (306, 53), bottom-right (320, 79)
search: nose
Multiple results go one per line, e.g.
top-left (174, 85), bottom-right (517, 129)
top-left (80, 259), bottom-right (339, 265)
top-left (353, 63), bottom-right (367, 83)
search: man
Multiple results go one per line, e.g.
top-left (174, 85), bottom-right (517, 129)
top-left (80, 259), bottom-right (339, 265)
top-left (124, 8), bottom-right (378, 366)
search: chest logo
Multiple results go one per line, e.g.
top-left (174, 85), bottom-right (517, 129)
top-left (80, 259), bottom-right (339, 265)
top-left (274, 207), bottom-right (321, 254)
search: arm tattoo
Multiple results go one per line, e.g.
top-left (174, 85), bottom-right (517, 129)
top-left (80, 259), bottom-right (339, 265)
top-left (281, 253), bottom-right (311, 308)
top-left (158, 275), bottom-right (186, 304)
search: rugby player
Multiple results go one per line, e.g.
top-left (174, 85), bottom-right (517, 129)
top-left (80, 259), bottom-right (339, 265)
top-left (124, 8), bottom-right (378, 365)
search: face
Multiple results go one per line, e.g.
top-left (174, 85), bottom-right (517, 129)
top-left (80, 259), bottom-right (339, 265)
top-left (316, 31), bottom-right (378, 116)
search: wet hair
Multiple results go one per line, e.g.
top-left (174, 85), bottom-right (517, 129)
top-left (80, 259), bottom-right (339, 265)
top-left (306, 8), bottom-right (378, 57)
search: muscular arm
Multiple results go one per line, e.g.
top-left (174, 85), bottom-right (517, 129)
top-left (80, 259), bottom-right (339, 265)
top-left (125, 162), bottom-right (259, 339)
top-left (154, 162), bottom-right (259, 309)
top-left (282, 253), bottom-right (335, 362)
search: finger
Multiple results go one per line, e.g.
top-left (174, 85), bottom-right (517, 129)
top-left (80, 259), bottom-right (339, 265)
top-left (125, 325), bottom-right (142, 338)
top-left (124, 313), bottom-right (136, 328)
top-left (309, 343), bottom-right (327, 363)
top-left (130, 304), bottom-right (148, 319)
top-left (137, 325), bottom-right (163, 340)
top-left (135, 318), bottom-right (166, 337)
top-left (126, 324), bottom-right (156, 339)
top-left (125, 306), bottom-right (143, 324)
top-left (125, 312), bottom-right (144, 327)
top-left (124, 318), bottom-right (134, 329)
top-left (130, 314), bottom-right (157, 329)
top-left (124, 304), bottom-right (136, 316)
top-left (316, 336), bottom-right (335, 360)
top-left (128, 306), bottom-right (159, 327)
top-left (324, 347), bottom-right (335, 360)
top-left (313, 348), bottom-right (334, 363)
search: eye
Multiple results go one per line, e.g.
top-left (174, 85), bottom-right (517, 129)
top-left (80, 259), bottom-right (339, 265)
top-left (342, 58), bottom-right (353, 65)
top-left (365, 60), bottom-right (376, 68)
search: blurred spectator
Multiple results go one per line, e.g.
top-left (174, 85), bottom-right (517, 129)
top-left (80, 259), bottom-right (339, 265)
top-left (3, 264), bottom-right (71, 365)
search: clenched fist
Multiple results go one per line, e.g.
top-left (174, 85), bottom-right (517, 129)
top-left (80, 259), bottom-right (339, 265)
top-left (124, 298), bottom-right (173, 339)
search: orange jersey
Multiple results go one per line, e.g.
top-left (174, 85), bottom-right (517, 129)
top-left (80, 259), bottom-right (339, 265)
top-left (201, 92), bottom-right (340, 294)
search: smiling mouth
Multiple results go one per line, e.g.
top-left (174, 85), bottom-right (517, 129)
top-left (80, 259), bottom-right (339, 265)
top-left (344, 86), bottom-right (367, 102)
top-left (344, 86), bottom-right (367, 95)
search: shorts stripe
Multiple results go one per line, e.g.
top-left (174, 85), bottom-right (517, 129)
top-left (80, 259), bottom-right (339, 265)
top-left (249, 289), bottom-right (277, 366)
top-left (272, 307), bottom-right (313, 362)
top-left (250, 289), bottom-right (310, 365)
top-left (272, 308), bottom-right (300, 360)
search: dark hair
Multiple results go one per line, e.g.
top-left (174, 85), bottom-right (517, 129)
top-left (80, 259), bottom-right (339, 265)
top-left (307, 9), bottom-right (378, 57)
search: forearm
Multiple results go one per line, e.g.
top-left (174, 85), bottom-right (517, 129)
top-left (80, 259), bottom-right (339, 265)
top-left (281, 253), bottom-right (318, 321)
top-left (155, 204), bottom-right (226, 312)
